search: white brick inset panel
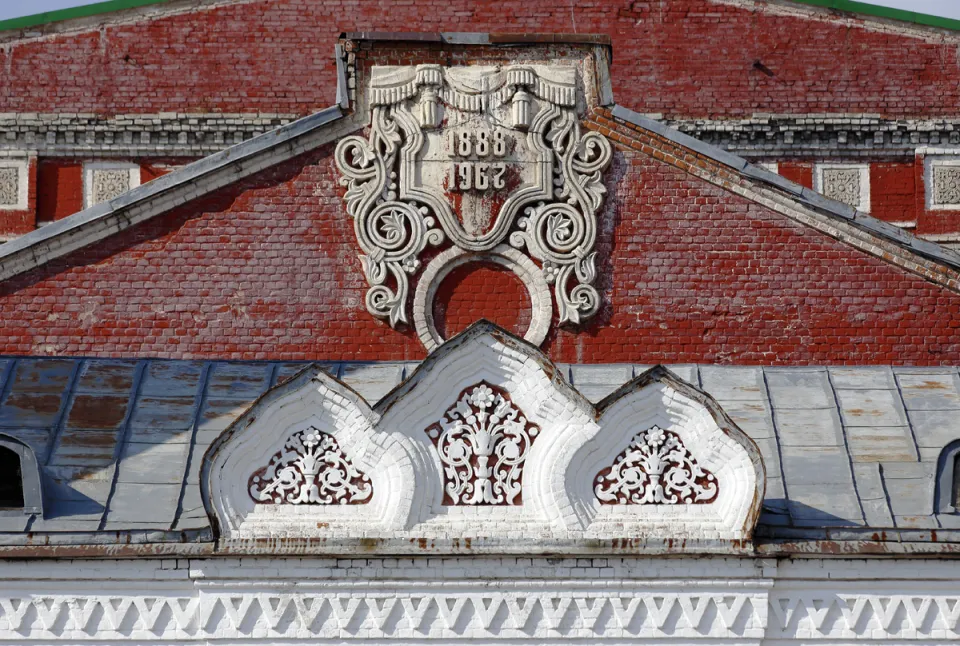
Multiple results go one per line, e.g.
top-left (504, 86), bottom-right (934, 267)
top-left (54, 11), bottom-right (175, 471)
top-left (204, 323), bottom-right (765, 551)
top-left (82, 161), bottom-right (140, 208)
top-left (0, 158), bottom-right (28, 211)
top-left (814, 163), bottom-right (870, 212)
top-left (926, 157), bottom-right (960, 211)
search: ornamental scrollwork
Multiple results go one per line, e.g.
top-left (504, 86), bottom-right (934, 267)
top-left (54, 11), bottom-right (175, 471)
top-left (595, 426), bottom-right (718, 505)
top-left (334, 107), bottom-right (445, 326)
top-left (509, 110), bottom-right (612, 324)
top-left (425, 382), bottom-right (539, 505)
top-left (249, 427), bottom-right (372, 505)
top-left (334, 63), bottom-right (612, 341)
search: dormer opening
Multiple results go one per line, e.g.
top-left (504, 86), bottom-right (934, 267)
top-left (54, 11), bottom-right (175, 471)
top-left (0, 445), bottom-right (24, 509)
top-left (954, 452), bottom-right (960, 510)
top-left (935, 439), bottom-right (960, 516)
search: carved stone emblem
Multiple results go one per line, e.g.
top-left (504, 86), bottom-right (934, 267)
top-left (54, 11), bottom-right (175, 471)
top-left (91, 169), bottom-right (134, 205)
top-left (335, 64), bottom-right (612, 341)
top-left (595, 426), bottom-right (718, 505)
top-left (249, 427), bottom-right (372, 505)
top-left (425, 382), bottom-right (539, 505)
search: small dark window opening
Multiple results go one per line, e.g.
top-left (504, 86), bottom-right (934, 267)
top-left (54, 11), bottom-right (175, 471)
top-left (954, 453), bottom-right (960, 510)
top-left (0, 446), bottom-right (24, 509)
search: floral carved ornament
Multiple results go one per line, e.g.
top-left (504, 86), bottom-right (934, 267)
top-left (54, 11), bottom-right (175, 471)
top-left (595, 426), bottom-right (718, 505)
top-left (425, 382), bottom-right (539, 506)
top-left (249, 427), bottom-right (373, 505)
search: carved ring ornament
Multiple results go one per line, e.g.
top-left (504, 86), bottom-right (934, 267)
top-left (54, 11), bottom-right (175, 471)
top-left (413, 244), bottom-right (552, 351)
top-left (335, 64), bottom-right (612, 344)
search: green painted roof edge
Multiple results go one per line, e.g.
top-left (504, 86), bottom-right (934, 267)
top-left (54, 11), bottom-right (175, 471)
top-left (788, 0), bottom-right (960, 32)
top-left (0, 0), bottom-right (172, 32)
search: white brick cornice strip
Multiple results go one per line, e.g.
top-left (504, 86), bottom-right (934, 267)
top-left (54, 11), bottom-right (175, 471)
top-left (0, 585), bottom-right (769, 641)
top-left (2, 555), bottom-right (959, 643)
top-left (4, 585), bottom-right (960, 641)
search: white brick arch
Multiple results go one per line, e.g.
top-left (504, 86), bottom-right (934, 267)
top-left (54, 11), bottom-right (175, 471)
top-left (568, 367), bottom-right (765, 540)
top-left (203, 368), bottom-right (415, 541)
top-left (203, 322), bottom-right (765, 553)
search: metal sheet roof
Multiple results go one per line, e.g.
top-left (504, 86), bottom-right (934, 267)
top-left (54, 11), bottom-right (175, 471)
top-left (0, 358), bottom-right (957, 547)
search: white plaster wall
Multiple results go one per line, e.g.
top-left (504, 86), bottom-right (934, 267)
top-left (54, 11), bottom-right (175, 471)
top-left (0, 555), bottom-right (958, 643)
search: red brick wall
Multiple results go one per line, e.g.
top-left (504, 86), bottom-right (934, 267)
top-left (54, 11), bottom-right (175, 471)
top-left (915, 155), bottom-right (960, 238)
top-left (871, 162), bottom-right (917, 225)
top-left (1, 140), bottom-right (958, 364)
top-left (36, 161), bottom-right (82, 223)
top-left (2, 0), bottom-right (959, 119)
top-left (434, 263), bottom-right (532, 341)
top-left (778, 162), bottom-right (813, 189)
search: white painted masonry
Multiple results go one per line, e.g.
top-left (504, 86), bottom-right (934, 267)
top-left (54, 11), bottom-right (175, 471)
top-left (0, 556), bottom-right (958, 643)
top-left (204, 324), bottom-right (764, 550)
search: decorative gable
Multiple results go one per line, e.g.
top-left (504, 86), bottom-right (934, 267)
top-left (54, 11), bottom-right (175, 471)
top-left (203, 322), bottom-right (764, 553)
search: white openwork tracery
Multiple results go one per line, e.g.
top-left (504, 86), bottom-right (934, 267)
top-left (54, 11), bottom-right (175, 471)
top-left (425, 382), bottom-right (539, 505)
top-left (249, 427), bottom-right (372, 505)
top-left (595, 426), bottom-right (718, 505)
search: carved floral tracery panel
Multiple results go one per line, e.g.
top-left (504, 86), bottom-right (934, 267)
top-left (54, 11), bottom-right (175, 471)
top-left (425, 382), bottom-right (539, 506)
top-left (249, 427), bottom-right (372, 505)
top-left (335, 64), bottom-right (612, 343)
top-left (595, 426), bottom-right (718, 505)
top-left (0, 167), bottom-right (20, 206)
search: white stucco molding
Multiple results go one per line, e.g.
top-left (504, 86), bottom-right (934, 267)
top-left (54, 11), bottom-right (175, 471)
top-left (202, 322), bottom-right (764, 554)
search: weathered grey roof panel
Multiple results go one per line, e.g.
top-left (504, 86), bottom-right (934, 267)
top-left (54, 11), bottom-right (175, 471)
top-left (0, 358), bottom-right (957, 544)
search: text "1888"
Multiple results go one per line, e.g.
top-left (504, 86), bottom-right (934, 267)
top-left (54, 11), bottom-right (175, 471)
top-left (448, 129), bottom-right (509, 192)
